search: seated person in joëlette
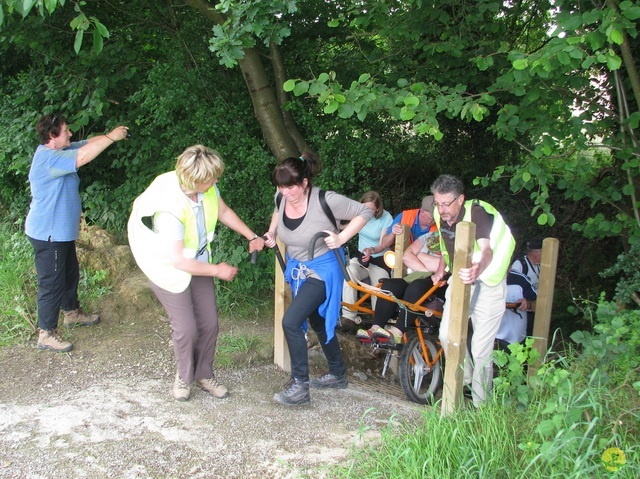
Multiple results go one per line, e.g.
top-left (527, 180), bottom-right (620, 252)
top-left (356, 196), bottom-right (445, 345)
top-left (495, 270), bottom-right (537, 350)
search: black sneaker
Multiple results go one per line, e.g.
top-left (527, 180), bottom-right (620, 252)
top-left (310, 373), bottom-right (348, 389)
top-left (463, 385), bottom-right (473, 400)
top-left (273, 378), bottom-right (310, 405)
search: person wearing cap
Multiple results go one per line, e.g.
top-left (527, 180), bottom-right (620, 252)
top-left (355, 196), bottom-right (444, 344)
top-left (510, 236), bottom-right (543, 337)
top-left (375, 195), bottom-right (437, 255)
top-left (496, 271), bottom-right (538, 348)
top-left (511, 237), bottom-right (543, 289)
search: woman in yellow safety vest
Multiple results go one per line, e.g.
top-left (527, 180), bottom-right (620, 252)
top-left (128, 145), bottom-right (264, 402)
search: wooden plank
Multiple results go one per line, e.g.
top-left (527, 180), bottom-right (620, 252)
top-left (441, 221), bottom-right (475, 416)
top-left (529, 237), bottom-right (560, 376)
top-left (273, 238), bottom-right (291, 372)
top-left (392, 224), bottom-right (411, 278)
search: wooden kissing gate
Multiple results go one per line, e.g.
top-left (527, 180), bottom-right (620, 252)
top-left (271, 223), bottom-right (559, 414)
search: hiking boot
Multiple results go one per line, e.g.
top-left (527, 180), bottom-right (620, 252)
top-left (37, 329), bottom-right (73, 353)
top-left (197, 377), bottom-right (229, 399)
top-left (173, 373), bottom-right (190, 401)
top-left (273, 378), bottom-right (310, 406)
top-left (63, 307), bottom-right (100, 328)
top-left (310, 373), bottom-right (348, 389)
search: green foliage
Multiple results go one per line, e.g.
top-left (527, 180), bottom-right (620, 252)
top-left (215, 333), bottom-right (263, 368)
top-left (571, 296), bottom-right (640, 369)
top-left (287, 0), bottom-right (640, 240)
top-left (0, 222), bottom-right (37, 345)
top-left (0, 0), bottom-right (634, 334)
top-left (493, 338), bottom-right (542, 409)
top-left (333, 299), bottom-right (640, 478)
top-left (600, 242), bottom-right (640, 305)
top-left (209, 0), bottom-right (297, 67)
top-left (78, 268), bottom-right (112, 306)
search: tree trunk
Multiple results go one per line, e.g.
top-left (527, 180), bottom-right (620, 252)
top-left (183, 0), bottom-right (300, 161)
top-left (238, 48), bottom-right (299, 160)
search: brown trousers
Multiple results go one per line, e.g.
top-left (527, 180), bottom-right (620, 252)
top-left (150, 276), bottom-right (219, 385)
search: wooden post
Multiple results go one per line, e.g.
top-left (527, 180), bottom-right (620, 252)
top-left (273, 238), bottom-right (291, 372)
top-left (528, 237), bottom-right (559, 376)
top-left (392, 224), bottom-right (411, 278)
top-left (441, 221), bottom-right (475, 416)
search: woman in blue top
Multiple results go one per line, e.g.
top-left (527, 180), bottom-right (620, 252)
top-left (25, 113), bottom-right (129, 353)
top-left (340, 190), bottom-right (393, 330)
top-left (264, 152), bottom-right (372, 405)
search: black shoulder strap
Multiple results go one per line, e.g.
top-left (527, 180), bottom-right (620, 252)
top-left (319, 189), bottom-right (339, 231)
top-left (276, 189), bottom-right (338, 230)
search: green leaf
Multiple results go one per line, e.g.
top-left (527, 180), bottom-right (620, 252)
top-left (337, 103), bottom-right (355, 119)
top-left (94, 20), bottom-right (110, 39)
top-left (400, 106), bottom-right (415, 120)
top-left (404, 95), bottom-right (419, 107)
top-left (608, 28), bottom-right (624, 45)
top-left (44, 0), bottom-right (58, 14)
top-left (622, 6), bottom-right (640, 20)
top-left (317, 72), bottom-right (330, 84)
top-left (292, 81), bottom-right (309, 96)
top-left (358, 73), bottom-right (371, 83)
top-left (93, 29), bottom-right (103, 54)
top-left (471, 104), bottom-right (486, 122)
top-left (282, 79), bottom-right (296, 92)
top-left (74, 29), bottom-right (84, 54)
top-left (324, 100), bottom-right (338, 114)
top-left (512, 58), bottom-right (529, 70)
top-left (537, 213), bottom-right (548, 225)
top-left (606, 52), bottom-right (622, 70)
top-left (21, 0), bottom-right (37, 17)
top-left (327, 19), bottom-right (339, 28)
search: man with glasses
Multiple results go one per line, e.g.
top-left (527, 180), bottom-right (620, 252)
top-left (25, 113), bottom-right (129, 352)
top-left (430, 174), bottom-right (515, 407)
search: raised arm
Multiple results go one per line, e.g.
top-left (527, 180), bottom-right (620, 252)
top-left (76, 126), bottom-right (129, 168)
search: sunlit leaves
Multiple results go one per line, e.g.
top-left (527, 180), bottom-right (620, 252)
top-left (209, 0), bottom-right (299, 67)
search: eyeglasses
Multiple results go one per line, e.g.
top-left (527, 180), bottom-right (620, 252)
top-left (433, 195), bottom-right (459, 208)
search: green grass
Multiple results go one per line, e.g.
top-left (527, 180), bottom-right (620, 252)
top-left (0, 222), bottom-right (113, 346)
top-left (0, 223), bottom-right (38, 345)
top-left (331, 354), bottom-right (639, 479)
top-left (215, 333), bottom-right (265, 368)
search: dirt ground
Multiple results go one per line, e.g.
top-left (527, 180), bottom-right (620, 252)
top-left (0, 228), bottom-right (426, 479)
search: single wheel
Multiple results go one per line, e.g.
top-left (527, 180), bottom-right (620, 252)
top-left (398, 334), bottom-right (443, 404)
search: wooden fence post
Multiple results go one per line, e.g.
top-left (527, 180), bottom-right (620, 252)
top-left (441, 221), bottom-right (475, 416)
top-left (392, 224), bottom-right (411, 278)
top-left (528, 237), bottom-right (560, 376)
top-left (273, 238), bottom-right (291, 372)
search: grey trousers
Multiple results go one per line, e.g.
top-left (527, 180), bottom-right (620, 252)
top-left (150, 276), bottom-right (219, 385)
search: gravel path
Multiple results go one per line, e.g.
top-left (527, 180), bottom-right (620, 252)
top-left (0, 314), bottom-right (424, 479)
